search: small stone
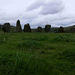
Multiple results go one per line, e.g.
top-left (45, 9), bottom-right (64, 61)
top-left (4, 38), bottom-right (6, 41)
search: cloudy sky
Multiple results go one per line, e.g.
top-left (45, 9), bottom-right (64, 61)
top-left (0, 0), bottom-right (75, 28)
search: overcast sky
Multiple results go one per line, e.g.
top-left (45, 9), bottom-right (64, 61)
top-left (0, 0), bottom-right (75, 28)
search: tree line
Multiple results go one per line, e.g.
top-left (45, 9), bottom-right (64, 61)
top-left (0, 20), bottom-right (75, 33)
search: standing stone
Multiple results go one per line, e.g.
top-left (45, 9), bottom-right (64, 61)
top-left (24, 23), bottom-right (31, 32)
top-left (2, 23), bottom-right (10, 32)
top-left (16, 20), bottom-right (22, 32)
top-left (45, 25), bottom-right (51, 32)
top-left (37, 26), bottom-right (42, 32)
top-left (59, 26), bottom-right (64, 33)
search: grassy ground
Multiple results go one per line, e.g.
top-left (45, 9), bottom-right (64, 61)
top-left (0, 32), bottom-right (75, 75)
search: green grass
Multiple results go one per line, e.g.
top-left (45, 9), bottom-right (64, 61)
top-left (0, 32), bottom-right (75, 75)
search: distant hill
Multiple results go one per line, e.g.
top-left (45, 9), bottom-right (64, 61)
top-left (65, 25), bottom-right (75, 29)
top-left (64, 25), bottom-right (75, 33)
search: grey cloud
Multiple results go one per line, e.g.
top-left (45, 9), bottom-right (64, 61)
top-left (27, 0), bottom-right (64, 15)
top-left (40, 1), bottom-right (64, 15)
top-left (27, 0), bottom-right (44, 11)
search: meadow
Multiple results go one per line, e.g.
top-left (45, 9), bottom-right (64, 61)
top-left (0, 32), bottom-right (75, 75)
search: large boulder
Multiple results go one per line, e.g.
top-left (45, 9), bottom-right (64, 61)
top-left (2, 23), bottom-right (10, 32)
top-left (59, 26), bottom-right (64, 33)
top-left (45, 25), bottom-right (51, 32)
top-left (37, 26), bottom-right (42, 32)
top-left (24, 23), bottom-right (31, 32)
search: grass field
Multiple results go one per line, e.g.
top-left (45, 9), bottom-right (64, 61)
top-left (0, 32), bottom-right (75, 75)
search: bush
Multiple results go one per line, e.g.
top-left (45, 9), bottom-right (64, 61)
top-left (16, 20), bottom-right (22, 32)
top-left (45, 25), bottom-right (51, 32)
top-left (37, 26), bottom-right (42, 32)
top-left (23, 23), bottom-right (31, 32)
